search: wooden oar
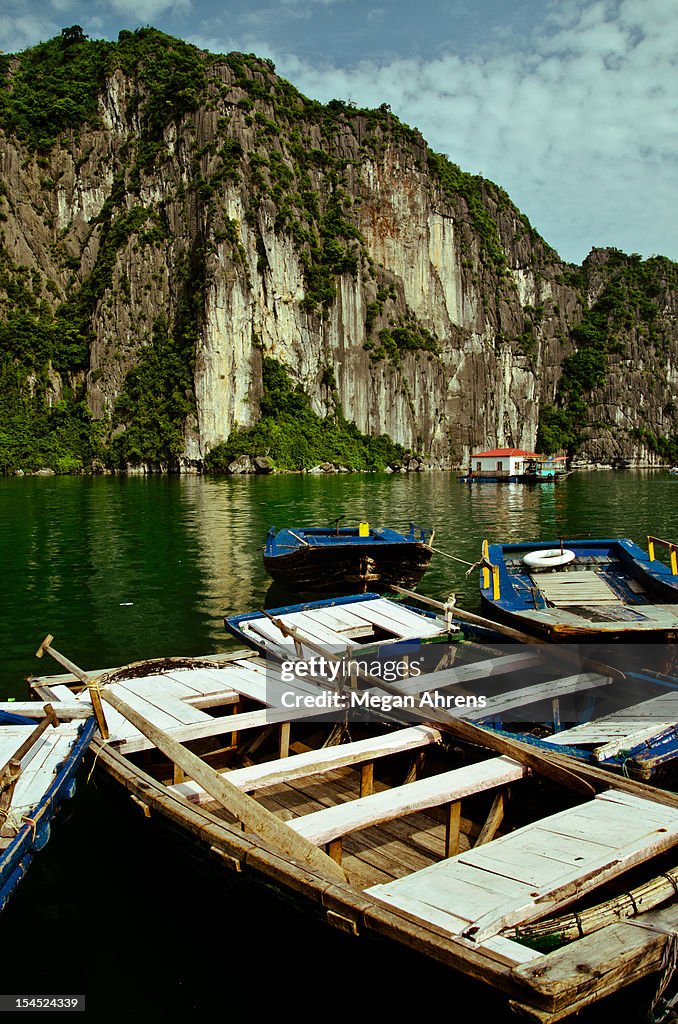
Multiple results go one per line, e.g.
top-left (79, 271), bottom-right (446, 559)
top-left (36, 635), bottom-right (109, 739)
top-left (390, 585), bottom-right (627, 682)
top-left (98, 686), bottom-right (348, 883)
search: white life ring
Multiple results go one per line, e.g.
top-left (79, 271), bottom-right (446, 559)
top-left (522, 548), bottom-right (576, 570)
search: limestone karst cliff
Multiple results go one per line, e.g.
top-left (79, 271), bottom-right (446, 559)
top-left (0, 28), bottom-right (676, 472)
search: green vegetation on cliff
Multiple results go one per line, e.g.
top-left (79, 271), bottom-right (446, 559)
top-left (0, 27), bottom-right (209, 152)
top-left (205, 358), bottom-right (407, 472)
top-left (537, 251), bottom-right (677, 455)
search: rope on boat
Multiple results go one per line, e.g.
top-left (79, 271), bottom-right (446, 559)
top-left (463, 556), bottom-right (495, 577)
top-left (626, 918), bottom-right (678, 1022)
top-left (428, 546), bottom-right (476, 568)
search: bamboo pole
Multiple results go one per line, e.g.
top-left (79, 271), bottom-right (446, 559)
top-left (507, 865), bottom-right (678, 945)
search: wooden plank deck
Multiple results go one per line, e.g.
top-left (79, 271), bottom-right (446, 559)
top-left (366, 789), bottom-right (678, 944)
top-left (0, 724), bottom-right (82, 818)
top-left (12, 725), bottom-right (81, 813)
top-left (36, 662), bottom-right (325, 752)
top-left (546, 690), bottom-right (678, 759)
top-left (339, 598), bottom-right (446, 637)
top-left (533, 570), bottom-right (619, 606)
top-left (465, 672), bottom-right (613, 722)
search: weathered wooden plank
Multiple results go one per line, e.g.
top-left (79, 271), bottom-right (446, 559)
top-left (390, 650), bottom-right (546, 699)
top-left (99, 686), bottom-right (348, 883)
top-left (596, 787), bottom-right (678, 821)
top-left (107, 682), bottom-right (190, 730)
top-left (303, 606), bottom-right (376, 636)
top-left (289, 756), bottom-right (527, 845)
top-left (119, 678), bottom-right (213, 725)
top-left (276, 610), bottom-right (370, 648)
top-left (12, 729), bottom-right (80, 812)
top-left (464, 672), bottom-right (613, 722)
top-left (365, 887), bottom-right (542, 965)
top-left (165, 665), bottom-right (260, 695)
top-left (366, 789), bottom-right (678, 946)
top-left (115, 702), bottom-right (326, 754)
top-left (512, 902), bottom-right (678, 1013)
top-left (168, 725), bottom-right (441, 804)
top-left (341, 598), bottom-right (445, 637)
top-left (0, 701), bottom-right (91, 720)
top-left (0, 728), bottom-right (41, 767)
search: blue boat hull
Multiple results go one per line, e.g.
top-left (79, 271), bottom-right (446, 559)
top-left (0, 717), bottom-right (96, 913)
top-left (263, 525), bottom-right (433, 591)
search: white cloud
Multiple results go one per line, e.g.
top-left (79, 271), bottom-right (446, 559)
top-left (102, 0), bottom-right (191, 20)
top-left (0, 11), bottom-right (61, 51)
top-left (259, 0), bottom-right (678, 263)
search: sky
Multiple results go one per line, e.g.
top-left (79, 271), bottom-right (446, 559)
top-left (2, 0), bottom-right (677, 266)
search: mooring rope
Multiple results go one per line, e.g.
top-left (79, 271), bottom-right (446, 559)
top-left (429, 546), bottom-right (476, 567)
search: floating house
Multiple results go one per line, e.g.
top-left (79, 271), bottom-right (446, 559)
top-left (459, 448), bottom-right (568, 483)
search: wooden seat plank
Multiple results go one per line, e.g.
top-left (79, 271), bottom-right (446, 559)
top-left (0, 728), bottom-right (41, 767)
top-left (288, 756), bottom-right (527, 845)
top-left (546, 690), bottom-right (678, 757)
top-left (465, 672), bottom-right (613, 722)
top-left (118, 678), bottom-right (214, 725)
top-left (168, 725), bottom-right (441, 804)
top-left (275, 611), bottom-right (368, 648)
top-left (344, 598), bottom-right (445, 637)
top-left (389, 651), bottom-right (564, 700)
top-left (303, 606), bottom-right (377, 636)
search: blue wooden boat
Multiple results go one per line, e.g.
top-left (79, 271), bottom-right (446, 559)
top-left (263, 520), bottom-right (434, 591)
top-left (0, 704), bottom-right (95, 911)
top-left (225, 591), bottom-right (678, 782)
top-left (478, 536), bottom-right (678, 642)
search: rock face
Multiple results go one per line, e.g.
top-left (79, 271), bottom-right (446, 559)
top-left (0, 31), bottom-right (676, 470)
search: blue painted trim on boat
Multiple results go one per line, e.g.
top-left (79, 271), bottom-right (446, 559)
top-left (480, 537), bottom-right (678, 621)
top-left (0, 716), bottom-right (96, 912)
top-left (264, 523), bottom-right (432, 557)
top-left (226, 591), bottom-right (440, 634)
top-left (0, 709), bottom-right (37, 726)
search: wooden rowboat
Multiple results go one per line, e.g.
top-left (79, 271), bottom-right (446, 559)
top-left (28, 632), bottom-right (678, 1022)
top-left (0, 704), bottom-right (95, 911)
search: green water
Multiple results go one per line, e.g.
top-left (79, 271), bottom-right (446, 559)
top-left (1, 469), bottom-right (676, 1020)
top-left (1, 469), bottom-right (677, 695)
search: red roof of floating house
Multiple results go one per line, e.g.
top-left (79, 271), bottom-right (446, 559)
top-left (471, 448), bottom-right (539, 458)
